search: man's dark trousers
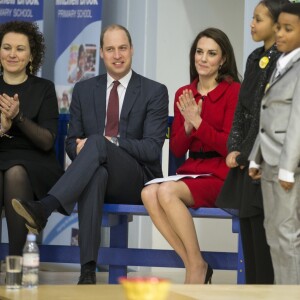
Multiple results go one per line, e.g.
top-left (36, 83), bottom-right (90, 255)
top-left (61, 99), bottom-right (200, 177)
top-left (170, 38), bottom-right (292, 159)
top-left (48, 134), bottom-right (145, 264)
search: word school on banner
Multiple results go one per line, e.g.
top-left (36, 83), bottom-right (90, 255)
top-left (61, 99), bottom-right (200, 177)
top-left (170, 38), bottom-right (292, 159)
top-left (57, 9), bottom-right (92, 18)
top-left (0, 0), bottom-right (39, 18)
top-left (0, 0), bottom-right (43, 24)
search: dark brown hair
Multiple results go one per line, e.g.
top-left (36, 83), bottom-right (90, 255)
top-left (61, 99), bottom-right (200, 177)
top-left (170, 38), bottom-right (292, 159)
top-left (189, 27), bottom-right (240, 83)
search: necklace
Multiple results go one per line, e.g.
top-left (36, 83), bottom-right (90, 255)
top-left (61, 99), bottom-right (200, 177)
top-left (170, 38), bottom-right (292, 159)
top-left (3, 74), bottom-right (28, 85)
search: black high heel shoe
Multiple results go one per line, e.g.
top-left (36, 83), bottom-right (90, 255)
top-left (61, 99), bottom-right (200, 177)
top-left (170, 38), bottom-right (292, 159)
top-left (204, 264), bottom-right (213, 284)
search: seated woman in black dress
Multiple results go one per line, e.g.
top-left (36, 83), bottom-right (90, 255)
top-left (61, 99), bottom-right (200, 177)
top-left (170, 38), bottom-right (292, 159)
top-left (0, 21), bottom-right (64, 255)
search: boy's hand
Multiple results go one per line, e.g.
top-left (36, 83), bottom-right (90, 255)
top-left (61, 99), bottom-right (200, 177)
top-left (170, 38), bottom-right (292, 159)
top-left (279, 180), bottom-right (294, 191)
top-left (249, 168), bottom-right (261, 180)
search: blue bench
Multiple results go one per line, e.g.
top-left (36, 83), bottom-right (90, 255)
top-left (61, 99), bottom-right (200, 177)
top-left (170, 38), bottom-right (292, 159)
top-left (0, 115), bottom-right (245, 284)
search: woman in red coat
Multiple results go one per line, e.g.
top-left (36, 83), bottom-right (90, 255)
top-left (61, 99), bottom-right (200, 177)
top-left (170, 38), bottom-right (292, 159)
top-left (142, 28), bottom-right (240, 284)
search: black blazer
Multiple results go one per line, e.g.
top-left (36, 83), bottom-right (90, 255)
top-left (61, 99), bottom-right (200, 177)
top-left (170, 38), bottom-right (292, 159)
top-left (65, 71), bottom-right (169, 180)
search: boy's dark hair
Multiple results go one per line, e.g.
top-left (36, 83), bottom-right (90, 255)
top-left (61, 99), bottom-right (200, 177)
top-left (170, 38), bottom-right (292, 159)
top-left (281, 2), bottom-right (300, 17)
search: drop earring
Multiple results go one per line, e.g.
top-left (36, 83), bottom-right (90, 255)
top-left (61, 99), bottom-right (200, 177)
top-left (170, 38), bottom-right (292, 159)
top-left (29, 61), bottom-right (33, 74)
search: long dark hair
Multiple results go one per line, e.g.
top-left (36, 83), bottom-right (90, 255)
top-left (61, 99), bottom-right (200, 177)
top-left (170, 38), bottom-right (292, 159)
top-left (189, 28), bottom-right (240, 83)
top-left (0, 21), bottom-right (45, 75)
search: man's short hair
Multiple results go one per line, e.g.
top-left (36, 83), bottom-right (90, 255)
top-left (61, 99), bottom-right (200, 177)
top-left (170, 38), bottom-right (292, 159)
top-left (100, 24), bottom-right (132, 48)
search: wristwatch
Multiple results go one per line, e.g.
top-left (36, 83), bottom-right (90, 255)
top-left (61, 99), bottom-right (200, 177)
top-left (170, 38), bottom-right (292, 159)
top-left (110, 137), bottom-right (119, 146)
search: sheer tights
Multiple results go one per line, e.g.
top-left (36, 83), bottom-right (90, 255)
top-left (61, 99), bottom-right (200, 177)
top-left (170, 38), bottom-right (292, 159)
top-left (0, 165), bottom-right (34, 255)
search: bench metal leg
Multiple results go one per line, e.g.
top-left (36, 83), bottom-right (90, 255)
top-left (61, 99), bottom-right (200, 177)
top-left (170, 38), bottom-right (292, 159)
top-left (232, 216), bottom-right (245, 284)
top-left (108, 215), bottom-right (129, 284)
top-left (237, 231), bottom-right (245, 284)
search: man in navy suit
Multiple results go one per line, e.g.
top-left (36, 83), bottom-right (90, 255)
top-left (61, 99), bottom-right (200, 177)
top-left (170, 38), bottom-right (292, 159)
top-left (12, 24), bottom-right (169, 284)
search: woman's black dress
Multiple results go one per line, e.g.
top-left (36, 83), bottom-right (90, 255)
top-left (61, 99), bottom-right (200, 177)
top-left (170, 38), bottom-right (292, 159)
top-left (0, 75), bottom-right (64, 199)
top-left (216, 45), bottom-right (280, 218)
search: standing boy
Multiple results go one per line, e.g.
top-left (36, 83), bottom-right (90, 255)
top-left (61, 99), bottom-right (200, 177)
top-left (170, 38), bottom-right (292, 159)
top-left (249, 2), bottom-right (300, 284)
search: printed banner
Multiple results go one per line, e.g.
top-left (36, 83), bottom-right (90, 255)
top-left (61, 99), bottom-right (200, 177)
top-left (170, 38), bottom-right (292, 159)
top-left (0, 0), bottom-right (44, 30)
top-left (54, 0), bottom-right (102, 115)
top-left (45, 1), bottom-right (102, 245)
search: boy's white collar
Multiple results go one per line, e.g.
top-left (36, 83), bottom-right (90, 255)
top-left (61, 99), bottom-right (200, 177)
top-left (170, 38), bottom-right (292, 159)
top-left (277, 48), bottom-right (300, 73)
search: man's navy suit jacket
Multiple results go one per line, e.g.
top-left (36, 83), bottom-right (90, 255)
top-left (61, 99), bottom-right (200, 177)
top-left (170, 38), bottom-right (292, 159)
top-left (65, 70), bottom-right (169, 181)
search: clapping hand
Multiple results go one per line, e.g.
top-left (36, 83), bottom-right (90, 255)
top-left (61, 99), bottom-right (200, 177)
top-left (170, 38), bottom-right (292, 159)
top-left (177, 89), bottom-right (202, 135)
top-left (0, 93), bottom-right (19, 121)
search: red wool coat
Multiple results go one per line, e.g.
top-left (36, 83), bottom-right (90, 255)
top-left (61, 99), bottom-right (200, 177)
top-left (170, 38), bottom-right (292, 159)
top-left (170, 78), bottom-right (240, 207)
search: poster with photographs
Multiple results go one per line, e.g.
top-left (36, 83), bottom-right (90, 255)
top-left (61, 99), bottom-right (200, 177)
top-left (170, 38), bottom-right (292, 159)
top-left (67, 43), bottom-right (97, 84)
top-left (54, 1), bottom-right (102, 112)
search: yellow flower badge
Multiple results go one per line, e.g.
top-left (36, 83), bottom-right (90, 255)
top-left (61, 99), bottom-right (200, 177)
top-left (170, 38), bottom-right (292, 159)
top-left (259, 56), bottom-right (269, 69)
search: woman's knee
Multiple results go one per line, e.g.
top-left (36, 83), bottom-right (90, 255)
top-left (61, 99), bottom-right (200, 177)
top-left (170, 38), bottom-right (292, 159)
top-left (157, 182), bottom-right (177, 206)
top-left (5, 165), bottom-right (28, 183)
top-left (141, 184), bottom-right (158, 205)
